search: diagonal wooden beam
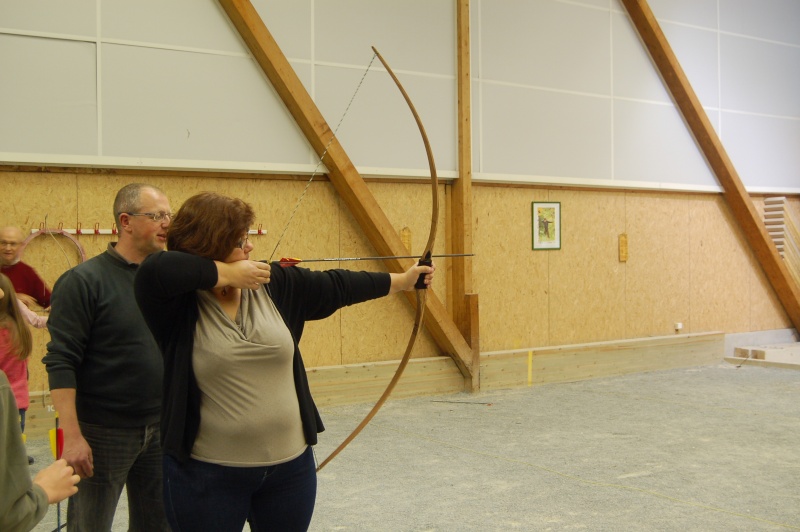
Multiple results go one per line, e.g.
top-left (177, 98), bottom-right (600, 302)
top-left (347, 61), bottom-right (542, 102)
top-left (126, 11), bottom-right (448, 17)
top-left (217, 0), bottom-right (475, 379)
top-left (620, 0), bottom-right (800, 332)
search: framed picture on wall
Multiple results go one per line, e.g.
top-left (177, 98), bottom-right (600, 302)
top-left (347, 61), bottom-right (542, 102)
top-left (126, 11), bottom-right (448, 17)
top-left (532, 202), bottom-right (561, 250)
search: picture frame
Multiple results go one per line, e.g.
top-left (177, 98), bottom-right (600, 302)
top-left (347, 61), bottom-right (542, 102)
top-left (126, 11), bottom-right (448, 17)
top-left (532, 202), bottom-right (561, 250)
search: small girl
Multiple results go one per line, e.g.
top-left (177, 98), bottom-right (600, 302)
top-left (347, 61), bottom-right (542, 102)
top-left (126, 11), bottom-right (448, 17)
top-left (0, 273), bottom-right (42, 439)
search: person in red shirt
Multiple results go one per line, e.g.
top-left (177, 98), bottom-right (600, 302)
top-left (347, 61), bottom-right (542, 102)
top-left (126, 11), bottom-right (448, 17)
top-left (0, 227), bottom-right (51, 309)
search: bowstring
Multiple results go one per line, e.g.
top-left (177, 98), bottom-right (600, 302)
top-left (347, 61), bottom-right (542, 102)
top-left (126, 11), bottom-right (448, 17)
top-left (268, 51), bottom-right (378, 262)
top-left (42, 215), bottom-right (74, 269)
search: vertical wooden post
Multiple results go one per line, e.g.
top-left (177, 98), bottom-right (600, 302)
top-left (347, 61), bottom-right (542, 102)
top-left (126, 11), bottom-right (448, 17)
top-left (454, 0), bottom-right (480, 390)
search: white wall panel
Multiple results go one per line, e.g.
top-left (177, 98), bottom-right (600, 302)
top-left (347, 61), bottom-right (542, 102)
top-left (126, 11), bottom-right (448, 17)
top-left (481, 84), bottom-right (611, 180)
top-left (721, 34), bottom-right (800, 117)
top-left (662, 22), bottom-right (719, 109)
top-left (0, 34), bottom-right (97, 155)
top-left (0, 0), bottom-right (797, 192)
top-left (612, 12), bottom-right (671, 103)
top-left (0, 0), bottom-right (96, 37)
top-left (480, 0), bottom-right (611, 95)
top-left (723, 112), bottom-right (800, 190)
top-left (252, 0), bottom-right (312, 61)
top-left (315, 64), bottom-right (456, 173)
top-left (645, 0), bottom-right (718, 28)
top-left (101, 44), bottom-right (311, 164)
top-left (574, 0), bottom-right (611, 9)
top-left (614, 100), bottom-right (717, 187)
top-left (102, 0), bottom-right (244, 53)
top-left (721, 0), bottom-right (800, 46)
top-left (613, 14), bottom-right (718, 108)
top-left (315, 0), bottom-right (454, 75)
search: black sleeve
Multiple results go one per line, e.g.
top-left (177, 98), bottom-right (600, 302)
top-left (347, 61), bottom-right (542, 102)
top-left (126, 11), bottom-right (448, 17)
top-left (44, 269), bottom-right (95, 390)
top-left (134, 251), bottom-right (218, 342)
top-left (269, 264), bottom-right (391, 326)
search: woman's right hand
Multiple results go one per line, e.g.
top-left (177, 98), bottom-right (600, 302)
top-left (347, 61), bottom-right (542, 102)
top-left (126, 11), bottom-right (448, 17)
top-left (215, 260), bottom-right (271, 290)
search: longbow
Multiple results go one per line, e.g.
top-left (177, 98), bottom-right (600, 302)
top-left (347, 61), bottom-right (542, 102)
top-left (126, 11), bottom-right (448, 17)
top-left (316, 47), bottom-right (439, 471)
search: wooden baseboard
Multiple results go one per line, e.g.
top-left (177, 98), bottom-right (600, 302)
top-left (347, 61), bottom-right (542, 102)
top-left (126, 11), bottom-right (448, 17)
top-left (309, 332), bottom-right (724, 405)
top-left (724, 356), bottom-right (800, 370)
top-left (24, 333), bottom-right (724, 441)
top-left (308, 356), bottom-right (466, 408)
top-left (481, 332), bottom-right (724, 391)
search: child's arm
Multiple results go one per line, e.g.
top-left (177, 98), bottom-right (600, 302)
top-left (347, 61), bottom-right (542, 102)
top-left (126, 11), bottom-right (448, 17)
top-left (16, 298), bottom-right (47, 328)
top-left (0, 287), bottom-right (47, 328)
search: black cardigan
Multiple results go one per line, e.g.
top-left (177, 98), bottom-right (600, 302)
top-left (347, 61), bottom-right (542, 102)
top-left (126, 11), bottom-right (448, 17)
top-left (134, 251), bottom-right (391, 463)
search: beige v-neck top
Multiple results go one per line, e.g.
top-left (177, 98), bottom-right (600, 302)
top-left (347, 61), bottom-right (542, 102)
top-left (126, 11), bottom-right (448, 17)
top-left (190, 288), bottom-right (307, 466)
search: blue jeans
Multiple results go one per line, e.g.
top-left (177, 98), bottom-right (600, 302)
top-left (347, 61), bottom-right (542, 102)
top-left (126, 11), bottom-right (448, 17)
top-left (18, 408), bottom-right (25, 432)
top-left (163, 445), bottom-right (317, 532)
top-left (66, 421), bottom-right (170, 532)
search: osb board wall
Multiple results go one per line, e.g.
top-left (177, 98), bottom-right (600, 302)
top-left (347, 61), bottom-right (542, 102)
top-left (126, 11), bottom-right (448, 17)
top-left (473, 185), bottom-right (794, 352)
top-left (549, 189), bottom-right (627, 343)
top-left (0, 170), bottom-right (444, 396)
top-left (3, 168), bottom-right (796, 399)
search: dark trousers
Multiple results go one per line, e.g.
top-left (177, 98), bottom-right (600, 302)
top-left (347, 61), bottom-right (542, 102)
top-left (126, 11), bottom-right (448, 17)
top-left (66, 421), bottom-right (170, 532)
top-left (163, 445), bottom-right (317, 532)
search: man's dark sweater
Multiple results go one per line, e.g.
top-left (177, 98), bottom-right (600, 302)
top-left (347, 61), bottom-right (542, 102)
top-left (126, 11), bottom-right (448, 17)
top-left (43, 244), bottom-right (162, 427)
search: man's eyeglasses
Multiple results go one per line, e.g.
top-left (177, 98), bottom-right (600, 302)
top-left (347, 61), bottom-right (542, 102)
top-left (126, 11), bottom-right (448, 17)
top-left (121, 212), bottom-right (173, 223)
top-left (236, 236), bottom-right (250, 250)
top-left (0, 240), bottom-right (21, 248)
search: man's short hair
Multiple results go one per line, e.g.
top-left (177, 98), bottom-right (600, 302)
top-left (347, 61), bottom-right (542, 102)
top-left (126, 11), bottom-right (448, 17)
top-left (113, 183), bottom-right (165, 226)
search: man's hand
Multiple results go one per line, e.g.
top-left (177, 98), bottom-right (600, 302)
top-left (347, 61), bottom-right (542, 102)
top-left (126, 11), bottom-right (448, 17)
top-left (33, 459), bottom-right (80, 504)
top-left (60, 430), bottom-right (94, 479)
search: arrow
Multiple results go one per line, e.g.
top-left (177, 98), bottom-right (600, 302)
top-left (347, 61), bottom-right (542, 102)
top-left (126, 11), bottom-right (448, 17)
top-left (275, 253), bottom-right (473, 267)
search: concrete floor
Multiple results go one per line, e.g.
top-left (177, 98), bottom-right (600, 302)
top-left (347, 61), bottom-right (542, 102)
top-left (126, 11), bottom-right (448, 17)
top-left (27, 363), bottom-right (800, 531)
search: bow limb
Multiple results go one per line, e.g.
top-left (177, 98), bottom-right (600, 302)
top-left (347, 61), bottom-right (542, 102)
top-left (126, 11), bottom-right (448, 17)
top-left (316, 48), bottom-right (439, 471)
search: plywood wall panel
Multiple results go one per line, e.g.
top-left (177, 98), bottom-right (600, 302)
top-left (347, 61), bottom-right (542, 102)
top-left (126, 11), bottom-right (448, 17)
top-left (624, 192), bottom-right (691, 337)
top-left (688, 196), bottom-right (751, 332)
top-left (1, 171), bottom-right (79, 397)
top-left (3, 168), bottom-right (797, 399)
top-left (337, 181), bottom-right (445, 365)
top-left (472, 186), bottom-right (550, 351)
top-left (746, 249), bottom-right (792, 331)
top-left (548, 189), bottom-right (626, 344)
top-left (788, 198), bottom-right (800, 219)
top-left (0, 170), bottom-right (78, 236)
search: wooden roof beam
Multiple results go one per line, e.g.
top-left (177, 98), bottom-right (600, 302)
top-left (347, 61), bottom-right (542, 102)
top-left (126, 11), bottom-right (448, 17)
top-left (621, 0), bottom-right (800, 332)
top-left (217, 0), bottom-right (476, 381)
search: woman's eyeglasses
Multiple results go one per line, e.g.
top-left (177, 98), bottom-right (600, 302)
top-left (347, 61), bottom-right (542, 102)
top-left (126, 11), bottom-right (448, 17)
top-left (236, 236), bottom-right (249, 250)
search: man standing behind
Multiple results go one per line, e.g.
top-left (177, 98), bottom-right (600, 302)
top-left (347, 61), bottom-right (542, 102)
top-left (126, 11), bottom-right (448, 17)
top-left (43, 183), bottom-right (172, 532)
top-left (0, 226), bottom-right (51, 309)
